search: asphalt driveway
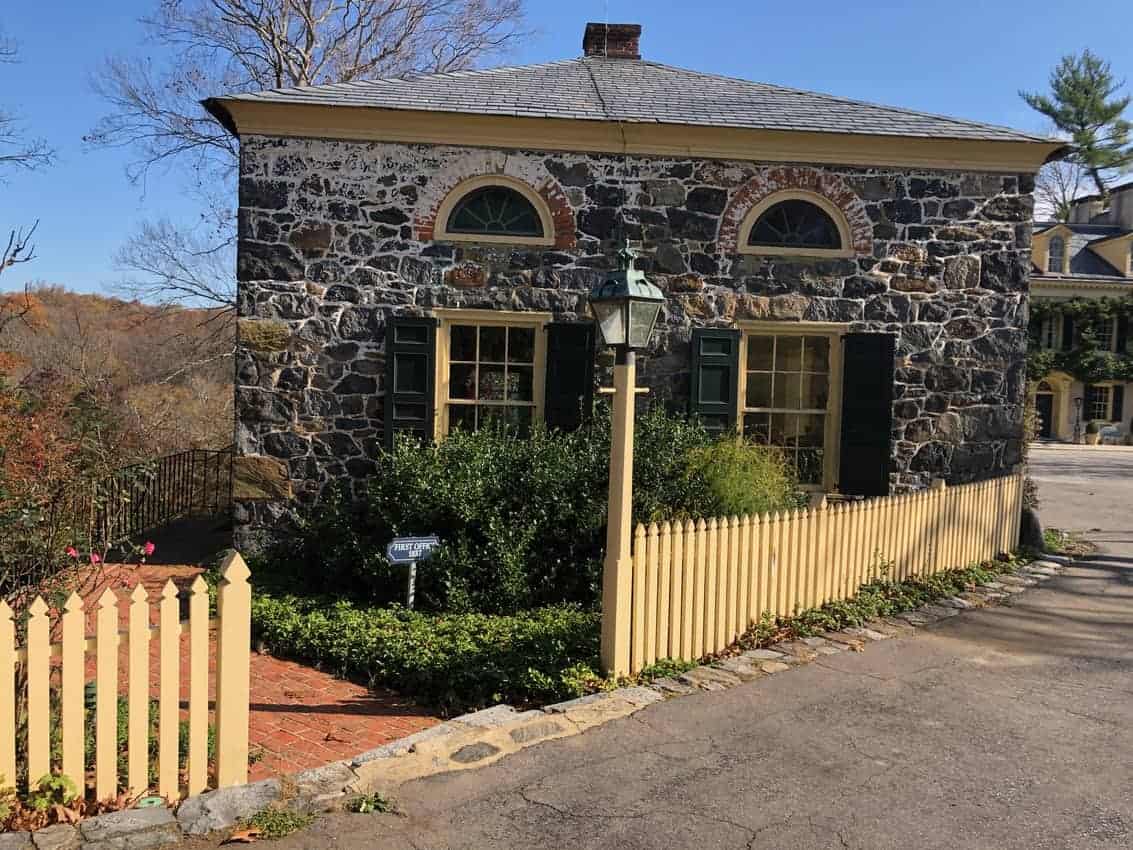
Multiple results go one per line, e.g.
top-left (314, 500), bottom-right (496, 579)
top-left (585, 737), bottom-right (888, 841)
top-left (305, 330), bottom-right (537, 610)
top-left (244, 447), bottom-right (1133, 850)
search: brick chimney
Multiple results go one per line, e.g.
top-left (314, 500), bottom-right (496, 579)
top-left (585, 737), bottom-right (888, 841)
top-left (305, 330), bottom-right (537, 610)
top-left (583, 22), bottom-right (642, 59)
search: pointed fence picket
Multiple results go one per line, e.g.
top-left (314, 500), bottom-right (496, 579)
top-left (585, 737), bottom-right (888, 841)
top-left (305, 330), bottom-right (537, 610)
top-left (615, 471), bottom-right (1025, 675)
top-left (0, 551), bottom-right (251, 801)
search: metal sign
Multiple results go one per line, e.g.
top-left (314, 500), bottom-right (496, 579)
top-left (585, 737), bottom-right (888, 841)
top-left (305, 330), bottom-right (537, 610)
top-left (386, 535), bottom-right (441, 565)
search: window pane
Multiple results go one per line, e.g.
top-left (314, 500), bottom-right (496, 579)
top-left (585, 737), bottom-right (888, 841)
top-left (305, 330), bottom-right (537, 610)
top-left (478, 364), bottom-right (507, 400)
top-left (797, 449), bottom-right (824, 485)
top-left (773, 371), bottom-right (802, 409)
top-left (509, 327), bottom-right (535, 363)
top-left (449, 405), bottom-right (476, 432)
top-left (743, 412), bottom-right (770, 444)
top-left (777, 337), bottom-right (803, 373)
top-left (746, 336), bottom-right (774, 371)
top-left (450, 363), bottom-right (476, 400)
top-left (480, 326), bottom-right (506, 362)
top-left (451, 325), bottom-right (477, 361)
top-left (801, 373), bottom-right (829, 409)
top-left (803, 336), bottom-right (829, 372)
top-left (770, 412), bottom-right (797, 447)
top-left (509, 405), bottom-right (533, 436)
top-left (509, 365), bottom-right (534, 402)
top-left (745, 372), bottom-right (772, 408)
top-left (797, 413), bottom-right (825, 448)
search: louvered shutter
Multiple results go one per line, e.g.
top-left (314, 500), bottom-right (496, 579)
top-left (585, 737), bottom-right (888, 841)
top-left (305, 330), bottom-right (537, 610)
top-left (384, 316), bottom-right (437, 448)
top-left (1112, 385), bottom-right (1125, 423)
top-left (838, 333), bottom-right (896, 498)
top-left (1117, 314), bottom-right (1129, 354)
top-left (545, 322), bottom-right (595, 432)
top-left (689, 329), bottom-right (740, 435)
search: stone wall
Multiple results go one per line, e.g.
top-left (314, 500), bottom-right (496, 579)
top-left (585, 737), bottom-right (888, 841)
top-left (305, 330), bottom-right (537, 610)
top-left (234, 135), bottom-right (1033, 549)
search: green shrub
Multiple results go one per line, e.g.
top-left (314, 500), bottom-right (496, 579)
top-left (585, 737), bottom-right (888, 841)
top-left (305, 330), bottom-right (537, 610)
top-left (683, 439), bottom-right (801, 519)
top-left (251, 594), bottom-right (601, 714)
top-left (262, 405), bottom-right (800, 614)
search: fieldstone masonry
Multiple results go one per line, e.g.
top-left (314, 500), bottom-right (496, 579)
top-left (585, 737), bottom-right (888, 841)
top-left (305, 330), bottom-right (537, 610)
top-left (234, 135), bottom-right (1033, 549)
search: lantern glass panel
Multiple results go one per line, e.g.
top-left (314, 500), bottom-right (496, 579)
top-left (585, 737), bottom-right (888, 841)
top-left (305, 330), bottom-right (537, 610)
top-left (627, 300), bottom-right (662, 350)
top-left (592, 300), bottom-right (627, 347)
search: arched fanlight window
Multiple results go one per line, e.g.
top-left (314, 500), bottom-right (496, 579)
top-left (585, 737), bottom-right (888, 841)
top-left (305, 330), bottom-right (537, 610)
top-left (1037, 380), bottom-right (1054, 393)
top-left (1047, 236), bottom-right (1065, 273)
top-left (748, 199), bottom-right (842, 251)
top-left (446, 185), bottom-right (544, 238)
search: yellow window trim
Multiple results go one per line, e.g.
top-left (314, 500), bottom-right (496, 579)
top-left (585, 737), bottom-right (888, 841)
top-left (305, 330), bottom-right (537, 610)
top-left (1032, 224), bottom-right (1072, 275)
top-left (737, 191), bottom-right (857, 259)
top-left (431, 307), bottom-right (551, 440)
top-left (735, 321), bottom-right (848, 492)
top-left (433, 175), bottom-right (556, 247)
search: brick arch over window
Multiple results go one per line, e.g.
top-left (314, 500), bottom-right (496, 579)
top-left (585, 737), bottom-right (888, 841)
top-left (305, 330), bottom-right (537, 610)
top-left (719, 167), bottom-right (873, 255)
top-left (416, 166), bottom-right (576, 250)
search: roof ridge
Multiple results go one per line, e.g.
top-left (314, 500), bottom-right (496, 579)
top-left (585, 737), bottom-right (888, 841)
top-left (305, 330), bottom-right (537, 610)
top-left (625, 58), bottom-right (1054, 143)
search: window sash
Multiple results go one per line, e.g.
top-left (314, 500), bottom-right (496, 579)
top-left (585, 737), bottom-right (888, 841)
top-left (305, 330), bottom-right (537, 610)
top-left (1086, 385), bottom-right (1111, 421)
top-left (738, 329), bottom-right (842, 488)
top-left (434, 312), bottom-right (549, 438)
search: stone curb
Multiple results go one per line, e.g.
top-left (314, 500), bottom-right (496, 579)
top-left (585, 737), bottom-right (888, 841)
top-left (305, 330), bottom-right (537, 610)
top-left (9, 558), bottom-right (1066, 847)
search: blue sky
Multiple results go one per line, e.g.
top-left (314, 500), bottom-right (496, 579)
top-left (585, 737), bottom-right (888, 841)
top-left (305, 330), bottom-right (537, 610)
top-left (3, 0), bottom-right (1132, 295)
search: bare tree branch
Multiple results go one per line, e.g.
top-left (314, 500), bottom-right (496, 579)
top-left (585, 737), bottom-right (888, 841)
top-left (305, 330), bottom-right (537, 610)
top-left (1035, 158), bottom-right (1088, 222)
top-left (0, 221), bottom-right (37, 280)
top-left (0, 28), bottom-right (54, 178)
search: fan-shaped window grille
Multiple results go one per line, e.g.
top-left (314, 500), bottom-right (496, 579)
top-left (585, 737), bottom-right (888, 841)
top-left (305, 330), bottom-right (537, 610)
top-left (748, 200), bottom-right (842, 250)
top-left (446, 186), bottom-right (544, 237)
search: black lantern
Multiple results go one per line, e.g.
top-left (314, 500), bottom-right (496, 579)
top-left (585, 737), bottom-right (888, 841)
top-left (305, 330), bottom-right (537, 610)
top-left (588, 244), bottom-right (665, 351)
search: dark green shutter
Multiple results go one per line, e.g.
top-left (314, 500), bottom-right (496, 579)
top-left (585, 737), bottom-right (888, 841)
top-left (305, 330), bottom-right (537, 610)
top-left (384, 316), bottom-right (437, 448)
top-left (1113, 385), bottom-right (1125, 423)
top-left (689, 329), bottom-right (740, 435)
top-left (1061, 315), bottom-right (1075, 350)
top-left (545, 322), bottom-right (595, 432)
top-left (1117, 314), bottom-right (1129, 353)
top-left (838, 333), bottom-right (896, 498)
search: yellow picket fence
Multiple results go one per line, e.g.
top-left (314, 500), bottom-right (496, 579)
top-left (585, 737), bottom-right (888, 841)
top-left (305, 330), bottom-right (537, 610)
top-left (622, 472), bottom-right (1024, 675)
top-left (0, 552), bottom-right (251, 801)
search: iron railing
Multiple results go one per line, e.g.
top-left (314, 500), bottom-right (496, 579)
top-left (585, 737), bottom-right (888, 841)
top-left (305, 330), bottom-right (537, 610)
top-left (91, 448), bottom-right (233, 542)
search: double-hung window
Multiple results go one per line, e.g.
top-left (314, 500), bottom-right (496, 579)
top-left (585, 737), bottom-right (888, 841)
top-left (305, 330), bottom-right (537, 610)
top-left (437, 310), bottom-right (549, 436)
top-left (738, 326), bottom-right (843, 487)
top-left (1085, 384), bottom-right (1112, 421)
top-left (1040, 314), bottom-right (1059, 351)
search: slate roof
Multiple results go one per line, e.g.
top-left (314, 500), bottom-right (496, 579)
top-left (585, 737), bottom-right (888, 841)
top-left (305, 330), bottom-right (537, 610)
top-left (1034, 221), bottom-right (1133, 280)
top-left (207, 57), bottom-right (1052, 144)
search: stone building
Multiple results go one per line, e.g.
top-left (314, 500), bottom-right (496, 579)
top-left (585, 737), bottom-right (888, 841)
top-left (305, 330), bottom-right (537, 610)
top-left (1030, 182), bottom-right (1133, 442)
top-left (203, 22), bottom-right (1062, 549)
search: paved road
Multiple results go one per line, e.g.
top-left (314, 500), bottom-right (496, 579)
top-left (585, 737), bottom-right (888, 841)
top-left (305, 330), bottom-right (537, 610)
top-left (260, 448), bottom-right (1133, 850)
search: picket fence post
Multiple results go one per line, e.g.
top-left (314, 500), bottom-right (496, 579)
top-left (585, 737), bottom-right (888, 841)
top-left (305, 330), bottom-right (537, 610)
top-left (215, 551), bottom-right (252, 788)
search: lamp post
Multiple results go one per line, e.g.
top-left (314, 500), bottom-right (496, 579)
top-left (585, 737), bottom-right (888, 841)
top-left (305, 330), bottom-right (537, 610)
top-left (1073, 396), bottom-right (1083, 444)
top-left (589, 244), bottom-right (664, 675)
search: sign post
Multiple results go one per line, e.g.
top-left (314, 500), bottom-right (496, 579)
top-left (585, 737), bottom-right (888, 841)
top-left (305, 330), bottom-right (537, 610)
top-left (385, 535), bottom-right (440, 609)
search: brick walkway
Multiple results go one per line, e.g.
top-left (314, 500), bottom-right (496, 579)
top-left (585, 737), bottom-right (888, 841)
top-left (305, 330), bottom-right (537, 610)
top-left (61, 564), bottom-right (439, 781)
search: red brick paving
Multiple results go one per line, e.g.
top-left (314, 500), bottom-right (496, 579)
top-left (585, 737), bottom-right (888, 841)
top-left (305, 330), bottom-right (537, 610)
top-left (54, 564), bottom-right (440, 781)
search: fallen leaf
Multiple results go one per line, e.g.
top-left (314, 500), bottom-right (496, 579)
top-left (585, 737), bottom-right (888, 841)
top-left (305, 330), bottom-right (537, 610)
top-left (224, 826), bottom-right (263, 844)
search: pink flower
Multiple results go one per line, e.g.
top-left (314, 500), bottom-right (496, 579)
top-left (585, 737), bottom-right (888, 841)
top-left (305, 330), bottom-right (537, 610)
top-left (65, 547), bottom-right (79, 559)
top-left (89, 553), bottom-right (102, 564)
top-left (142, 541), bottom-right (156, 557)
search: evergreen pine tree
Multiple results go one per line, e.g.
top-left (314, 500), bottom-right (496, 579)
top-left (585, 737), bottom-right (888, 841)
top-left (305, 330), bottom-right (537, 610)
top-left (1022, 49), bottom-right (1133, 197)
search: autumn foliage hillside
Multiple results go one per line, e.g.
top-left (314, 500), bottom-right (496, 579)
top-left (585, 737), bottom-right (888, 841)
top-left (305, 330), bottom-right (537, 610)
top-left (0, 284), bottom-right (233, 590)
